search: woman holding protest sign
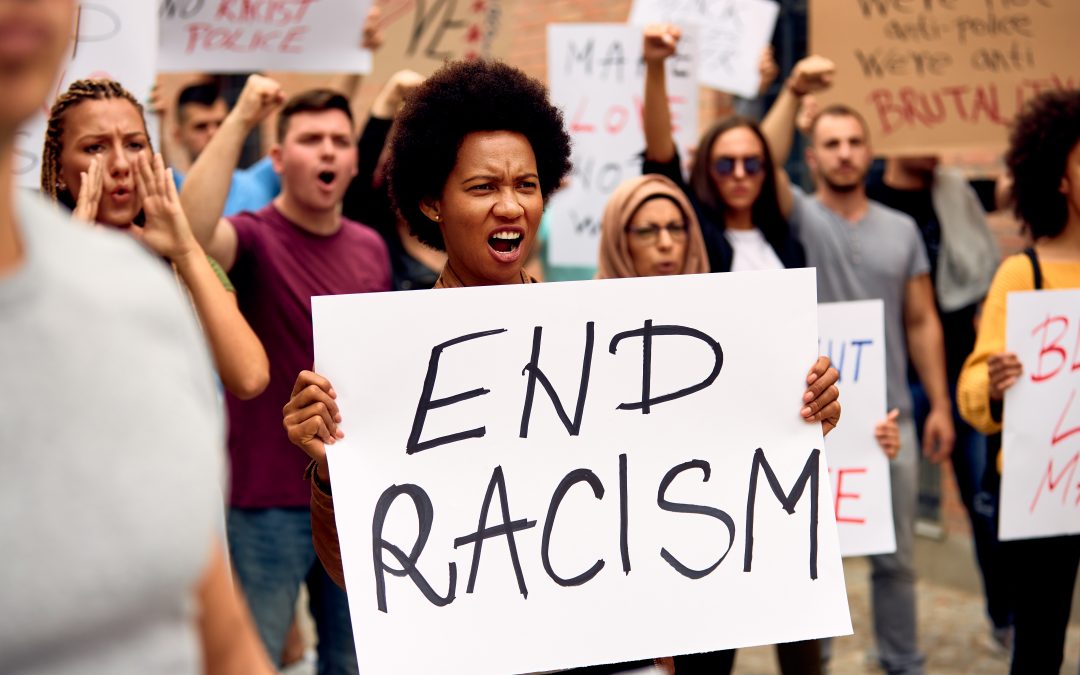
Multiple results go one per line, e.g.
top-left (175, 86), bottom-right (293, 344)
top-left (40, 78), bottom-right (269, 400)
top-left (282, 57), bottom-right (841, 674)
top-left (958, 89), bottom-right (1080, 675)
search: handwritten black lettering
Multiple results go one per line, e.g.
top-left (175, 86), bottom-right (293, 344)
top-left (519, 322), bottom-right (595, 438)
top-left (372, 484), bottom-right (457, 613)
top-left (454, 466), bottom-right (537, 597)
top-left (159, 0), bottom-right (204, 20)
top-left (619, 453), bottom-right (631, 574)
top-left (407, 328), bottom-right (507, 454)
top-left (541, 468), bottom-right (606, 586)
top-left (657, 460), bottom-right (736, 579)
top-left (744, 448), bottom-right (821, 580)
top-left (608, 320), bottom-right (724, 414)
top-left (408, 0), bottom-right (466, 61)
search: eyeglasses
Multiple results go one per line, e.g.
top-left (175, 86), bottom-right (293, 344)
top-left (713, 155), bottom-right (765, 177)
top-left (626, 222), bottom-right (689, 243)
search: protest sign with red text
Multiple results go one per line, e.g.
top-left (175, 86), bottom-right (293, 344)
top-left (1002, 289), bottom-right (1080, 540)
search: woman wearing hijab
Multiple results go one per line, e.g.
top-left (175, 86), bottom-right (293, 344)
top-left (281, 59), bottom-right (841, 674)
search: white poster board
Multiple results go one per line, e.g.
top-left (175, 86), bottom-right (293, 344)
top-left (314, 269), bottom-right (852, 675)
top-left (1001, 289), bottom-right (1080, 540)
top-left (158, 0), bottom-right (373, 73)
top-left (16, 1), bottom-right (158, 188)
top-left (818, 301), bottom-right (895, 557)
top-left (629, 0), bottom-right (779, 98)
top-left (545, 24), bottom-right (698, 268)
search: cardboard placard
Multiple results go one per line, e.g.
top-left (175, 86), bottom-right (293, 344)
top-left (1001, 289), bottom-right (1080, 540)
top-left (367, 0), bottom-right (513, 77)
top-left (158, 0), bottom-right (374, 73)
top-left (16, 1), bottom-right (158, 188)
top-left (809, 0), bottom-right (1080, 155)
top-left (545, 23), bottom-right (699, 268)
top-left (819, 301), bottom-right (895, 557)
top-left (629, 0), bottom-right (780, 98)
top-left (314, 270), bottom-right (852, 675)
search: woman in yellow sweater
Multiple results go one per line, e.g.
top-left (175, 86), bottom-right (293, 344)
top-left (957, 89), bottom-right (1080, 675)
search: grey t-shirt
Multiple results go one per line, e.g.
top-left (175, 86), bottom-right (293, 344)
top-left (0, 193), bottom-right (224, 674)
top-left (789, 186), bottom-right (930, 414)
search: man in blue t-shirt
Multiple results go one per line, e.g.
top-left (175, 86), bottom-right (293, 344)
top-left (168, 80), bottom-right (280, 217)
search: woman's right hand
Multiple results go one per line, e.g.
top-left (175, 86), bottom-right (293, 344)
top-left (988, 352), bottom-right (1023, 400)
top-left (72, 155), bottom-right (103, 223)
top-left (283, 370), bottom-right (344, 480)
top-left (642, 23), bottom-right (680, 65)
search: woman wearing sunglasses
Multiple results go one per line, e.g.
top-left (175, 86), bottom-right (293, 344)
top-left (642, 24), bottom-right (807, 275)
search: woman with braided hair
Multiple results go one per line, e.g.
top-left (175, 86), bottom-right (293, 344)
top-left (41, 78), bottom-right (269, 400)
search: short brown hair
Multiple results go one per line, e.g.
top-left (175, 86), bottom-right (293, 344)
top-left (808, 103), bottom-right (870, 144)
top-left (276, 89), bottom-right (353, 142)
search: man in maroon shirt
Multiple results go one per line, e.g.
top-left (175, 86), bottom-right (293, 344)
top-left (180, 74), bottom-right (391, 674)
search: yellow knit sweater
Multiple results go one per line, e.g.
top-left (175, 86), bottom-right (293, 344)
top-left (957, 253), bottom-right (1080, 435)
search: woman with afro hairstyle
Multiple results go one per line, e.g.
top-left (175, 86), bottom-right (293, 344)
top-left (958, 89), bottom-right (1080, 675)
top-left (40, 78), bottom-right (269, 400)
top-left (284, 58), bottom-right (840, 674)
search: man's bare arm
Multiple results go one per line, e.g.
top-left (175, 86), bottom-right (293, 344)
top-left (179, 75), bottom-right (284, 269)
top-left (904, 273), bottom-right (956, 463)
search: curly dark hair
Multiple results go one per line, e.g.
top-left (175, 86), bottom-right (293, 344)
top-left (688, 115), bottom-right (788, 254)
top-left (387, 59), bottom-right (573, 250)
top-left (1005, 90), bottom-right (1080, 239)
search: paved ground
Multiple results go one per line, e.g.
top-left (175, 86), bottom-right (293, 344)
top-left (733, 556), bottom-right (1080, 675)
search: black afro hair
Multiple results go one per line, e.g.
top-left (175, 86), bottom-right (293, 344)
top-left (1005, 89), bottom-right (1080, 240)
top-left (386, 59), bottom-right (573, 250)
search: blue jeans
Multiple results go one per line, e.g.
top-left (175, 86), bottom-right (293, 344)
top-left (911, 381), bottom-right (1012, 630)
top-left (228, 507), bottom-right (358, 675)
top-left (869, 415), bottom-right (924, 675)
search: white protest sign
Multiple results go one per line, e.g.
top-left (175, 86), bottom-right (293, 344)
top-left (545, 24), bottom-right (698, 268)
top-left (629, 0), bottom-right (780, 98)
top-left (314, 269), bottom-right (852, 675)
top-left (1001, 289), bottom-right (1080, 540)
top-left (818, 301), bottom-right (894, 557)
top-left (158, 0), bottom-right (373, 73)
top-left (15, 1), bottom-right (158, 189)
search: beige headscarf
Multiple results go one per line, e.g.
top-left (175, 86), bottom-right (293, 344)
top-left (596, 174), bottom-right (710, 279)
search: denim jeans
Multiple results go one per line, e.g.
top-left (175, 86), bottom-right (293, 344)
top-left (227, 507), bottom-right (358, 675)
top-left (869, 415), bottom-right (924, 675)
top-left (911, 381), bottom-right (1012, 630)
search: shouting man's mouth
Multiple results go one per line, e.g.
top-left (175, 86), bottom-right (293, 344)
top-left (318, 171), bottom-right (336, 185)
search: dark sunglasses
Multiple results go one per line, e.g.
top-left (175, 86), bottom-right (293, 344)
top-left (713, 155), bottom-right (765, 176)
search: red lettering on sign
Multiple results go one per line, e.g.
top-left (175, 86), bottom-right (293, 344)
top-left (570, 99), bottom-right (595, 133)
top-left (1030, 451), bottom-right (1080, 513)
top-left (866, 76), bottom-right (1077, 136)
top-left (1052, 389), bottom-right (1080, 447)
top-left (833, 467), bottom-right (867, 525)
top-left (1030, 315), bottom-right (1069, 383)
top-left (185, 22), bottom-right (308, 54)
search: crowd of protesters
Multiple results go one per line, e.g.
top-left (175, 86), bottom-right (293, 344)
top-left (2, 1), bottom-right (1078, 674)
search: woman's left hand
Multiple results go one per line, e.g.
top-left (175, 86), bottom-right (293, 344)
top-left (134, 152), bottom-right (198, 261)
top-left (803, 355), bottom-right (841, 436)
